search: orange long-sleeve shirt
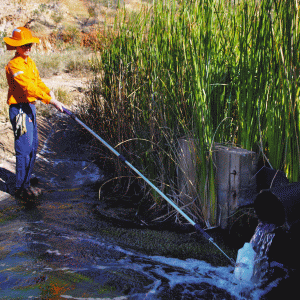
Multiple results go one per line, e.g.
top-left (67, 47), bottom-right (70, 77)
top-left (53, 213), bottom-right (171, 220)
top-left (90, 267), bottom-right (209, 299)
top-left (5, 54), bottom-right (52, 105)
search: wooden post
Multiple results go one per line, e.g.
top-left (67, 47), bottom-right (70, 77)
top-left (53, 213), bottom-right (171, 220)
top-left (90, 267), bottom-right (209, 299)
top-left (214, 145), bottom-right (258, 229)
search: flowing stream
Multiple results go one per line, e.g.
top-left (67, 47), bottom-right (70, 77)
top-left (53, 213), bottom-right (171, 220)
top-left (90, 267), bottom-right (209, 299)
top-left (0, 115), bottom-right (291, 299)
top-left (0, 205), bottom-right (288, 300)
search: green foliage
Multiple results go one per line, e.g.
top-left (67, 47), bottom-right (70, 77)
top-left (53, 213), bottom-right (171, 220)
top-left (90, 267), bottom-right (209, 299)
top-left (38, 3), bottom-right (47, 13)
top-left (58, 26), bottom-right (81, 47)
top-left (88, 6), bottom-right (97, 18)
top-left (33, 9), bottom-right (41, 17)
top-left (51, 11), bottom-right (64, 24)
top-left (0, 31), bottom-right (7, 47)
top-left (95, 0), bottom-right (119, 8)
top-left (84, 0), bottom-right (300, 227)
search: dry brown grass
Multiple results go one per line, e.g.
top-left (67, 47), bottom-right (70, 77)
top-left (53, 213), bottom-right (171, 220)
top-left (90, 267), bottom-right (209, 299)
top-left (0, 90), bottom-right (8, 120)
top-left (61, 0), bottom-right (89, 18)
top-left (0, 52), bottom-right (12, 118)
top-left (0, 0), bottom-right (146, 117)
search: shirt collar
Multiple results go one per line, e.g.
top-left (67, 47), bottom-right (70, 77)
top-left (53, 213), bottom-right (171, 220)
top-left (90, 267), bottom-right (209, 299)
top-left (15, 53), bottom-right (29, 64)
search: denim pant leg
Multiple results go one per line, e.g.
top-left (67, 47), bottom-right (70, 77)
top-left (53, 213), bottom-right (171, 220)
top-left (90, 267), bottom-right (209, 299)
top-left (24, 103), bottom-right (38, 188)
top-left (9, 103), bottom-right (38, 190)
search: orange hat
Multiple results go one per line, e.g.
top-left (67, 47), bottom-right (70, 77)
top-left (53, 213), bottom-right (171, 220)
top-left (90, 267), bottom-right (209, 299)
top-left (4, 27), bottom-right (40, 50)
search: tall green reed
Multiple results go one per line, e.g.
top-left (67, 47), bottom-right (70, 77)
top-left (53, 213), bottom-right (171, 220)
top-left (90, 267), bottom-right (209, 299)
top-left (84, 0), bottom-right (300, 227)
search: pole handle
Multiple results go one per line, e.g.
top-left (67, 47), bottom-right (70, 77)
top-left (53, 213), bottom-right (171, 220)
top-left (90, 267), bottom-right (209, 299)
top-left (194, 224), bottom-right (212, 241)
top-left (63, 107), bottom-right (76, 119)
top-left (63, 107), bottom-right (73, 116)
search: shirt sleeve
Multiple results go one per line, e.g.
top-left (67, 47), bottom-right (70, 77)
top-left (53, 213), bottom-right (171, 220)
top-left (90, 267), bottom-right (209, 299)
top-left (7, 60), bottom-right (52, 104)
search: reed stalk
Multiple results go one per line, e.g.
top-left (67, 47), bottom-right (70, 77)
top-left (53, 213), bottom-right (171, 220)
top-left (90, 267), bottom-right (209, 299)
top-left (84, 0), bottom-right (300, 227)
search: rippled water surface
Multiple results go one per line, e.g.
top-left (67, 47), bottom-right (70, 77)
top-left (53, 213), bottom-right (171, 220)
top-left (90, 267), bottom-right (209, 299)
top-left (0, 207), bottom-right (286, 300)
top-left (0, 116), bottom-right (291, 299)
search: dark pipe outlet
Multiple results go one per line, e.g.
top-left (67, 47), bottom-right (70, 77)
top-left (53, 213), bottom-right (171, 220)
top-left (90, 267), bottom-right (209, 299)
top-left (256, 166), bottom-right (289, 192)
top-left (254, 182), bottom-right (300, 227)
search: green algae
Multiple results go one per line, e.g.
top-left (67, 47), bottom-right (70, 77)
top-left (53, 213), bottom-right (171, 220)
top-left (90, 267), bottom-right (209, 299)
top-left (98, 225), bottom-right (237, 267)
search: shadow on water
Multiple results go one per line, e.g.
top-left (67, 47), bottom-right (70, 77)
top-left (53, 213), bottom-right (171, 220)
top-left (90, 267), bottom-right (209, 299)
top-left (0, 167), bottom-right (15, 196)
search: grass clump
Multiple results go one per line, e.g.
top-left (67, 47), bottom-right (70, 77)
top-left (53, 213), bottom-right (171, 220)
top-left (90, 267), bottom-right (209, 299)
top-left (66, 55), bottom-right (92, 74)
top-left (56, 26), bottom-right (81, 48)
top-left (51, 11), bottom-right (64, 25)
top-left (98, 225), bottom-right (235, 266)
top-left (32, 52), bottom-right (62, 78)
top-left (54, 88), bottom-right (71, 106)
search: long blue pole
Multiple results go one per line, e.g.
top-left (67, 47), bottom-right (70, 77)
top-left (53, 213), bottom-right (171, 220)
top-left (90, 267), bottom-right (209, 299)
top-left (63, 107), bottom-right (235, 265)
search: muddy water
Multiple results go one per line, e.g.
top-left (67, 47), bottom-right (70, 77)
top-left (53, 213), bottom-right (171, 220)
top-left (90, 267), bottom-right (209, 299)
top-left (0, 114), bottom-right (290, 299)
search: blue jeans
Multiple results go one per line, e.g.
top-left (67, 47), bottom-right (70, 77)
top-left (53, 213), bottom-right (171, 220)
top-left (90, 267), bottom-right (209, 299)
top-left (9, 103), bottom-right (38, 190)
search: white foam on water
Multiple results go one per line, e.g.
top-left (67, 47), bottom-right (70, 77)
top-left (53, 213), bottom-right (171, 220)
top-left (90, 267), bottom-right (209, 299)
top-left (23, 223), bottom-right (282, 300)
top-left (76, 236), bottom-right (137, 257)
top-left (30, 220), bottom-right (44, 224)
top-left (41, 228), bottom-right (279, 299)
top-left (38, 127), bottom-right (55, 156)
top-left (95, 265), bottom-right (109, 270)
top-left (143, 279), bottom-right (162, 298)
top-left (35, 155), bottom-right (51, 162)
top-left (31, 241), bottom-right (51, 247)
top-left (45, 159), bottom-right (103, 187)
top-left (46, 249), bottom-right (62, 256)
top-left (149, 256), bottom-right (273, 300)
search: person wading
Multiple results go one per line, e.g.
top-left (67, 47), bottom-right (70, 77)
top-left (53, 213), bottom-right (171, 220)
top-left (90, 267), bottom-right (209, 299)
top-left (3, 27), bottom-right (64, 201)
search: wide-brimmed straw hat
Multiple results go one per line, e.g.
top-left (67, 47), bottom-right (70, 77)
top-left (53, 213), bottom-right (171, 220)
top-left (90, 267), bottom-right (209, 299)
top-left (4, 27), bottom-right (40, 50)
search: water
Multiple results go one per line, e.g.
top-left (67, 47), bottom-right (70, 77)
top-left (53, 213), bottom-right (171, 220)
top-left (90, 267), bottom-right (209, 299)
top-left (0, 116), bottom-right (290, 299)
top-left (0, 210), bottom-right (287, 300)
top-left (250, 222), bottom-right (276, 284)
top-left (234, 243), bottom-right (256, 282)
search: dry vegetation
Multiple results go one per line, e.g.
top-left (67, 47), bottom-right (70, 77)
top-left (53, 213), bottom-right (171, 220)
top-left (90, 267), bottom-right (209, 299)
top-left (0, 0), bottom-right (146, 157)
top-left (0, 0), bottom-right (128, 117)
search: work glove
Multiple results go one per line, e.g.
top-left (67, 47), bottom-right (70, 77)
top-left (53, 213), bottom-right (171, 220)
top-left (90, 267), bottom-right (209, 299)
top-left (15, 108), bottom-right (27, 137)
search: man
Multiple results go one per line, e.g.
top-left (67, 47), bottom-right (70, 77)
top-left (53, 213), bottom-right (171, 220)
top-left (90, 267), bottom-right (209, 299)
top-left (3, 27), bottom-right (64, 201)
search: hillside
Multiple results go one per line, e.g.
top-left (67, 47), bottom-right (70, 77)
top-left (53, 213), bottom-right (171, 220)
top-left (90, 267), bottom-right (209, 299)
top-left (0, 0), bottom-right (148, 171)
top-left (0, 0), bottom-right (88, 33)
top-left (0, 0), bottom-right (147, 39)
top-left (0, 0), bottom-right (100, 170)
